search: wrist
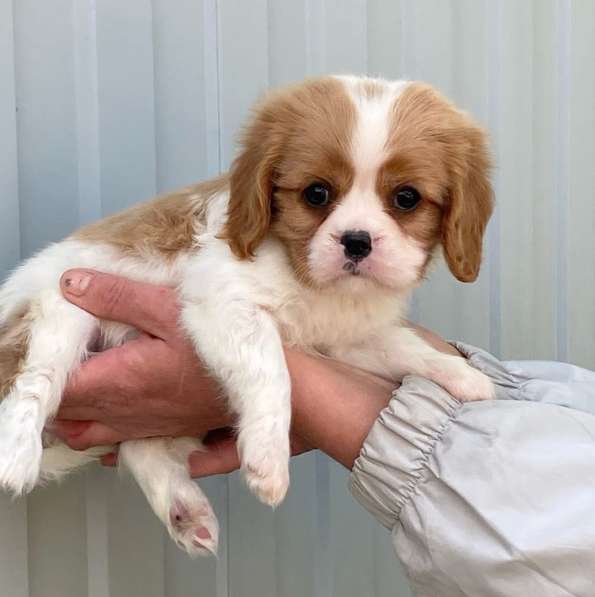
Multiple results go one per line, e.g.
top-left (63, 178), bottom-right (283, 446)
top-left (286, 348), bottom-right (392, 469)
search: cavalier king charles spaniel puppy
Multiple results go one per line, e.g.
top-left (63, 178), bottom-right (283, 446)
top-left (0, 75), bottom-right (494, 556)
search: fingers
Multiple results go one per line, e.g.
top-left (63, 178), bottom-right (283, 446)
top-left (188, 436), bottom-right (241, 478)
top-left (51, 420), bottom-right (126, 451)
top-left (60, 269), bottom-right (179, 339)
top-left (61, 334), bottom-right (167, 413)
top-left (187, 430), bottom-right (313, 479)
top-left (61, 346), bottom-right (125, 409)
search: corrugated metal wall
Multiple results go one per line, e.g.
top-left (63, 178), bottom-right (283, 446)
top-left (0, 1), bottom-right (594, 596)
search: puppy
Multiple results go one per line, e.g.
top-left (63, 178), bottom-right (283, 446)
top-left (0, 76), bottom-right (494, 556)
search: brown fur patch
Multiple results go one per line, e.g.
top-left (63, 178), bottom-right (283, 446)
top-left (75, 176), bottom-right (228, 259)
top-left (222, 77), bottom-right (356, 267)
top-left (0, 304), bottom-right (32, 399)
top-left (381, 82), bottom-right (493, 282)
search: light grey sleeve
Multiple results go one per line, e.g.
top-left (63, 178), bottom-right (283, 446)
top-left (349, 345), bottom-right (595, 597)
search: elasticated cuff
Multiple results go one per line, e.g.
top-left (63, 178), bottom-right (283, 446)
top-left (349, 376), bottom-right (461, 529)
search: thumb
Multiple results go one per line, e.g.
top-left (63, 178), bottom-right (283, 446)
top-left (50, 420), bottom-right (126, 450)
top-left (60, 269), bottom-right (178, 338)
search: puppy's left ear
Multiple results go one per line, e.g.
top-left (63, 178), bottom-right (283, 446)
top-left (442, 123), bottom-right (494, 282)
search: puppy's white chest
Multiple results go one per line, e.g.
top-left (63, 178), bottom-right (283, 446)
top-left (270, 291), bottom-right (398, 351)
top-left (190, 233), bottom-right (405, 353)
top-left (254, 264), bottom-right (405, 352)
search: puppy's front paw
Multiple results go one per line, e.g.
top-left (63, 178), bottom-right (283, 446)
top-left (0, 395), bottom-right (43, 495)
top-left (430, 358), bottom-right (495, 402)
top-left (239, 422), bottom-right (290, 508)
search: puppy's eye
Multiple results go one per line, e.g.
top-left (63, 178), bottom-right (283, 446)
top-left (392, 186), bottom-right (421, 211)
top-left (303, 183), bottom-right (330, 207)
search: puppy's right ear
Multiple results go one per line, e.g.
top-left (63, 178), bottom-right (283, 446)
top-left (223, 97), bottom-right (284, 260)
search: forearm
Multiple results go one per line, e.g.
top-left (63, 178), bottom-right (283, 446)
top-left (286, 349), bottom-right (393, 468)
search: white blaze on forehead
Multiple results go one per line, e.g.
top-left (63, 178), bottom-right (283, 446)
top-left (335, 76), bottom-right (408, 190)
top-left (326, 77), bottom-right (408, 230)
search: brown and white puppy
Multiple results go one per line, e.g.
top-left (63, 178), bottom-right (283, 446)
top-left (0, 76), bottom-right (494, 557)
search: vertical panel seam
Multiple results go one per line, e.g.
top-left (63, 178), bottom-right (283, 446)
top-left (486, 0), bottom-right (502, 357)
top-left (149, 0), bottom-right (159, 197)
top-left (150, 0), bottom-right (161, 192)
top-left (304, 0), bottom-right (326, 76)
top-left (11, 0), bottom-right (21, 264)
top-left (85, 472), bottom-right (111, 597)
top-left (73, 0), bottom-right (102, 224)
top-left (361, 0), bottom-right (369, 76)
top-left (2, 0), bottom-right (22, 268)
top-left (399, 0), bottom-right (416, 78)
top-left (215, 0), bottom-right (223, 176)
top-left (203, 0), bottom-right (222, 179)
top-left (554, 0), bottom-right (570, 362)
top-left (12, 0), bottom-right (25, 262)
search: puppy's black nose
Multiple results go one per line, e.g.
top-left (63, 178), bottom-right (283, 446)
top-left (340, 230), bottom-right (372, 261)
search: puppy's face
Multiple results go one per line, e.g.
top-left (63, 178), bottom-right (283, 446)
top-left (224, 76), bottom-right (493, 292)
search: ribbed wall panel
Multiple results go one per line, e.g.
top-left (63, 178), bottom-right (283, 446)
top-left (1, 2), bottom-right (594, 595)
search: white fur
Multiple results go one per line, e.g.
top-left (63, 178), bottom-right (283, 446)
top-left (0, 289), bottom-right (96, 494)
top-left (0, 76), bottom-right (494, 556)
top-left (119, 437), bottom-right (218, 556)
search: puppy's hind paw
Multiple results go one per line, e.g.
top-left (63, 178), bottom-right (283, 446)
top-left (167, 486), bottom-right (219, 557)
top-left (0, 396), bottom-right (42, 495)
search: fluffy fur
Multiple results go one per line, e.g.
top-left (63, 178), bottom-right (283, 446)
top-left (0, 76), bottom-right (494, 556)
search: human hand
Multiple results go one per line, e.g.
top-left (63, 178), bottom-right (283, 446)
top-left (53, 270), bottom-right (230, 453)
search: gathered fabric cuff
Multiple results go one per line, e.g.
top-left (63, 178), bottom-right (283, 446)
top-left (349, 375), bottom-right (461, 529)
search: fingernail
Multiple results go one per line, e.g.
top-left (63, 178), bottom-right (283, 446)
top-left (62, 271), bottom-right (93, 296)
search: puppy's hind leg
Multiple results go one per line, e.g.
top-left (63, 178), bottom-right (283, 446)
top-left (40, 436), bottom-right (113, 484)
top-left (0, 290), bottom-right (97, 495)
top-left (119, 437), bottom-right (219, 557)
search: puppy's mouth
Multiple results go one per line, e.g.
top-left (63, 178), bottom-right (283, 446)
top-left (342, 261), bottom-right (360, 276)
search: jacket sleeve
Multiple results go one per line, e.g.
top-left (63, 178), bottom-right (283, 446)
top-left (349, 345), bottom-right (595, 597)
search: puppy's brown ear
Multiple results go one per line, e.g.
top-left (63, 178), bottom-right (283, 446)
top-left (442, 123), bottom-right (494, 282)
top-left (223, 99), bottom-right (283, 260)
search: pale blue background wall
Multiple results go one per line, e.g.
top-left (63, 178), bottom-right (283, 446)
top-left (1, 1), bottom-right (594, 596)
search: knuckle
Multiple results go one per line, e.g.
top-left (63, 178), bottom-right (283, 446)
top-left (121, 347), bottom-right (146, 374)
top-left (102, 278), bottom-right (129, 316)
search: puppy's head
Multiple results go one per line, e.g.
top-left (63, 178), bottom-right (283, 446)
top-left (224, 76), bottom-right (493, 292)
